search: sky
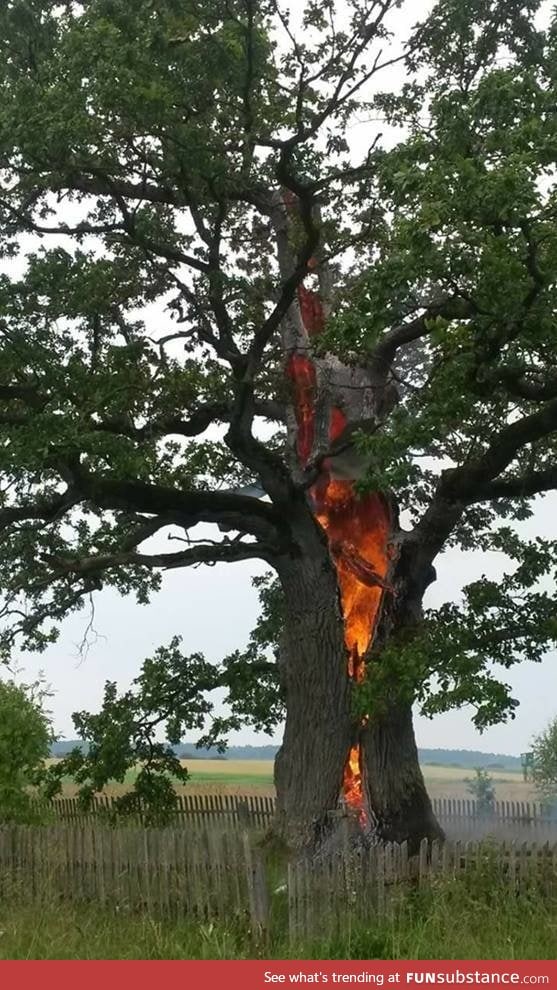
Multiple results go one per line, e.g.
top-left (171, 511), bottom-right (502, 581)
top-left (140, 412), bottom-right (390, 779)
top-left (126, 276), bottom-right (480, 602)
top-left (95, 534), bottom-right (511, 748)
top-left (3, 0), bottom-right (557, 757)
top-left (13, 491), bottom-right (557, 755)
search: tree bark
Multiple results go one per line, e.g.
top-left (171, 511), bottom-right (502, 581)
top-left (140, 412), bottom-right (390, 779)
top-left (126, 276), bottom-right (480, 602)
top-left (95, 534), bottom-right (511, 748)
top-left (271, 513), bottom-right (444, 852)
top-left (361, 702), bottom-right (444, 853)
top-left (358, 542), bottom-right (444, 851)
top-left (273, 550), bottom-right (353, 849)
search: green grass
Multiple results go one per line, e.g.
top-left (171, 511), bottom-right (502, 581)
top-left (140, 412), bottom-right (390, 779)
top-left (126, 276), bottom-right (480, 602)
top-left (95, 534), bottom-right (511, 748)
top-left (185, 772), bottom-right (273, 787)
top-left (52, 759), bottom-right (539, 802)
top-left (53, 763), bottom-right (276, 794)
top-left (0, 873), bottom-right (555, 960)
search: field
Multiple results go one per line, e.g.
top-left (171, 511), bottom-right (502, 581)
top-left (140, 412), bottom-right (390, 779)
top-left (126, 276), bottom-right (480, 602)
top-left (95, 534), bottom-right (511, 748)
top-left (420, 763), bottom-right (538, 802)
top-left (54, 758), bottom-right (539, 803)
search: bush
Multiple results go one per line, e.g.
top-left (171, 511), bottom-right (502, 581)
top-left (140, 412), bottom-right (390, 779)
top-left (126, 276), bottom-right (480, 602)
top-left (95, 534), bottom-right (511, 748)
top-left (464, 768), bottom-right (496, 813)
top-left (531, 716), bottom-right (557, 808)
top-left (0, 677), bottom-right (53, 823)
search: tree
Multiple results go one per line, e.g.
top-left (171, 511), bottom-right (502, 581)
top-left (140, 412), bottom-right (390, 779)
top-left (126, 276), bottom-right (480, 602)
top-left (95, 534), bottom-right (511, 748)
top-left (0, 677), bottom-right (53, 823)
top-left (531, 717), bottom-right (557, 806)
top-left (0, 0), bottom-right (556, 849)
top-left (45, 637), bottom-right (220, 823)
top-left (465, 768), bottom-right (496, 815)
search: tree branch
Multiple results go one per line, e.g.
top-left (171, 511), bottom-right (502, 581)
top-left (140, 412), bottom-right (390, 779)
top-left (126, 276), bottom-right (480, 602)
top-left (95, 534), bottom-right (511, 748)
top-left (471, 467), bottom-right (557, 501)
top-left (403, 399), bottom-right (557, 588)
top-left (77, 473), bottom-right (287, 543)
top-left (0, 488), bottom-right (79, 531)
top-left (40, 539), bottom-right (276, 575)
top-left (369, 297), bottom-right (476, 372)
top-left (443, 398), bottom-right (557, 502)
top-left (496, 366), bottom-right (557, 402)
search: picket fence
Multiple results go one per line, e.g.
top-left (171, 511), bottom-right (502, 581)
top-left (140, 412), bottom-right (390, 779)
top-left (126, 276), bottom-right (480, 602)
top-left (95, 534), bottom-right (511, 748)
top-left (288, 837), bottom-right (557, 941)
top-left (0, 824), bottom-right (269, 938)
top-left (1, 824), bottom-right (556, 944)
top-left (40, 792), bottom-right (275, 827)
top-left (39, 793), bottom-right (557, 839)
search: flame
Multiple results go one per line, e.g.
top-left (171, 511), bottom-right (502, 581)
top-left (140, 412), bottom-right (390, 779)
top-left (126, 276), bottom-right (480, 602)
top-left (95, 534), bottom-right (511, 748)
top-left (286, 276), bottom-right (390, 824)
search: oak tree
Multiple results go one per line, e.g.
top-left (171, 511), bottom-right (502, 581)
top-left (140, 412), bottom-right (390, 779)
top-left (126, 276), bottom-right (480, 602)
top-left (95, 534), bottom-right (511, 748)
top-left (0, 0), bottom-right (556, 848)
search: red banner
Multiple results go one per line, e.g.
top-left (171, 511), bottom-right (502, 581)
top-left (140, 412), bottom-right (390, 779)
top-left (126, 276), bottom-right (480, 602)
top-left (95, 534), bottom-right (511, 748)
top-left (0, 960), bottom-right (555, 990)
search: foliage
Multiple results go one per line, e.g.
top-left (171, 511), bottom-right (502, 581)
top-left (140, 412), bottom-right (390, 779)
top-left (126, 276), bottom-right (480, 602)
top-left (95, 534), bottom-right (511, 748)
top-left (0, 0), bottom-right (555, 755)
top-left (531, 716), bottom-right (557, 806)
top-left (45, 638), bottom-right (220, 824)
top-left (464, 768), bottom-right (496, 814)
top-left (0, 676), bottom-right (53, 823)
top-left (46, 571), bottom-right (285, 816)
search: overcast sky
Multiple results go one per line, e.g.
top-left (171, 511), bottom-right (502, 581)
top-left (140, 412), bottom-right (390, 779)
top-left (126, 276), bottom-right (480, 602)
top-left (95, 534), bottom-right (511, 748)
top-left (3, 0), bottom-right (557, 756)
top-left (12, 491), bottom-right (557, 755)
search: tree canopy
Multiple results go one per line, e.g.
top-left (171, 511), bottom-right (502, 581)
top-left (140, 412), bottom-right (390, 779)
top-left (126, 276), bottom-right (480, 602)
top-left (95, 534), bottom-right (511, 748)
top-left (0, 0), bottom-right (556, 759)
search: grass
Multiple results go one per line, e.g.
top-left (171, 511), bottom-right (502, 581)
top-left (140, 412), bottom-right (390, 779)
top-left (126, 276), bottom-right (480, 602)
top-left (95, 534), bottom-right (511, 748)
top-left (0, 871), bottom-right (555, 959)
top-left (50, 758), bottom-right (539, 803)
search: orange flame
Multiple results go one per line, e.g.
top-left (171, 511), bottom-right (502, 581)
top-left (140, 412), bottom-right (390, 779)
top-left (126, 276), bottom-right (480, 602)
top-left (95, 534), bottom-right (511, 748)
top-left (287, 278), bottom-right (390, 824)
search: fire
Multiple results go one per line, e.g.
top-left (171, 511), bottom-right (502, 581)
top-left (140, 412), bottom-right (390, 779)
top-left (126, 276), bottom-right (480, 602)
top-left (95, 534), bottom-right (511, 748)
top-left (286, 279), bottom-right (390, 824)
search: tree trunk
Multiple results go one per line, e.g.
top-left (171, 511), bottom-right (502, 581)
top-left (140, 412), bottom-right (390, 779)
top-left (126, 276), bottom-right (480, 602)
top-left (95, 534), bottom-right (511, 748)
top-left (270, 193), bottom-right (444, 852)
top-left (361, 702), bottom-right (444, 853)
top-left (271, 515), bottom-right (444, 852)
top-left (273, 552), bottom-right (353, 849)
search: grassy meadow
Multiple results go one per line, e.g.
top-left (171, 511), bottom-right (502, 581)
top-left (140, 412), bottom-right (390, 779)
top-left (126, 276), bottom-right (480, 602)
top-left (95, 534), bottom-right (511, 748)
top-left (52, 757), bottom-right (539, 803)
top-left (1, 869), bottom-right (555, 960)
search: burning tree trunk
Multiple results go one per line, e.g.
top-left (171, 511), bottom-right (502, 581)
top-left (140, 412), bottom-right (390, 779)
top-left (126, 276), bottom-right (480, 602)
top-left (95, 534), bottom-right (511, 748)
top-left (272, 192), bottom-right (442, 850)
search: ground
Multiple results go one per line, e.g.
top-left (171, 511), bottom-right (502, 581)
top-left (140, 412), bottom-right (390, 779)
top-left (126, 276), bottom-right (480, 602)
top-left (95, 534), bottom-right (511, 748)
top-left (50, 758), bottom-right (539, 802)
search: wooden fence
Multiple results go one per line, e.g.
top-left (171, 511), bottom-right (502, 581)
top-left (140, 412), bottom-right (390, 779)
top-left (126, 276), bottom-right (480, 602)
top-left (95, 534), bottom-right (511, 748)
top-left (0, 824), bottom-right (268, 937)
top-left (39, 793), bottom-right (557, 838)
top-left (288, 838), bottom-right (557, 941)
top-left (434, 797), bottom-right (557, 840)
top-left (1, 824), bottom-right (556, 944)
top-left (40, 792), bottom-right (275, 827)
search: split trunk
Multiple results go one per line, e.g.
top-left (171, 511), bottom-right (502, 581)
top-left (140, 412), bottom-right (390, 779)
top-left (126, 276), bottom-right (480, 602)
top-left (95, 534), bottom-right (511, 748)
top-left (272, 521), bottom-right (443, 853)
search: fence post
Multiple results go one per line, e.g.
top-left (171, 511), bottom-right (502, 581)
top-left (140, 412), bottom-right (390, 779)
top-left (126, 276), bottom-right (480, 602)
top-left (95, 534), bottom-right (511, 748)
top-left (242, 831), bottom-right (269, 947)
top-left (418, 837), bottom-right (429, 884)
top-left (238, 799), bottom-right (251, 828)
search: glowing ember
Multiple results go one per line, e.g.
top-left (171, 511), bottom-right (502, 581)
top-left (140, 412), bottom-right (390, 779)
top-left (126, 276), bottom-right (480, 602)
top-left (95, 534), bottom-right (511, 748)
top-left (287, 270), bottom-right (390, 824)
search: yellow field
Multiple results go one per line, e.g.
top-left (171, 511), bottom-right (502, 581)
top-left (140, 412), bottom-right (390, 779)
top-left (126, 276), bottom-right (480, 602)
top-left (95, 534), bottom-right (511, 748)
top-left (420, 764), bottom-right (537, 802)
top-left (52, 757), bottom-right (538, 803)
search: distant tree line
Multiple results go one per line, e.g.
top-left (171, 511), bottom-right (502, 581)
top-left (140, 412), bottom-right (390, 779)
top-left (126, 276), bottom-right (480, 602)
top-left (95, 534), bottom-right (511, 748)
top-left (50, 740), bottom-right (522, 770)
